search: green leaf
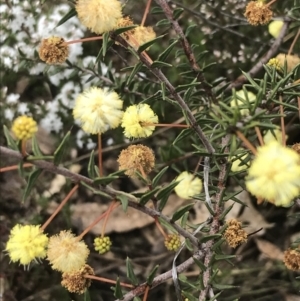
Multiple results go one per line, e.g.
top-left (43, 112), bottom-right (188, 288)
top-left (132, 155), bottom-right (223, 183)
top-left (219, 203), bottom-right (235, 221)
top-left (171, 204), bottom-right (194, 222)
top-left (113, 277), bottom-right (123, 299)
top-left (53, 131), bottom-right (71, 165)
top-left (117, 195), bottom-right (128, 212)
top-left (138, 35), bottom-right (166, 53)
top-left (83, 289), bottom-right (91, 301)
top-left (211, 283), bottom-right (238, 290)
top-left (157, 40), bottom-right (178, 62)
top-left (139, 187), bottom-right (160, 205)
top-left (23, 169), bottom-right (43, 203)
top-left (151, 61), bottom-right (173, 68)
top-left (213, 254), bottom-right (236, 261)
top-left (87, 150), bottom-right (96, 179)
top-left (185, 238), bottom-right (193, 251)
top-left (156, 19), bottom-right (171, 27)
top-left (193, 257), bottom-right (207, 271)
top-left (185, 24), bottom-right (197, 37)
top-left (207, 291), bottom-right (223, 301)
top-left (3, 125), bottom-right (18, 150)
top-left (93, 176), bottom-right (119, 185)
top-left (173, 8), bottom-right (184, 19)
top-left (56, 8), bottom-right (76, 27)
top-left (126, 257), bottom-right (139, 286)
top-left (146, 265), bottom-right (159, 285)
top-left (156, 181), bottom-right (178, 201)
top-left (114, 25), bottom-right (137, 36)
top-left (152, 166), bottom-right (168, 187)
top-left (80, 181), bottom-right (111, 199)
top-left (161, 82), bottom-right (166, 100)
top-left (199, 234), bottom-right (222, 243)
top-left (126, 62), bottom-right (143, 85)
top-left (31, 135), bottom-right (43, 157)
top-left (102, 32), bottom-right (111, 57)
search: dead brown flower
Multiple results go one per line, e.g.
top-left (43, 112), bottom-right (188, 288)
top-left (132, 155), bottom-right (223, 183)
top-left (223, 219), bottom-right (248, 248)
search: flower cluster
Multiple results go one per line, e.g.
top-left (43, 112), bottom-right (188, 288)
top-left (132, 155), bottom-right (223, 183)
top-left (283, 247), bottom-right (300, 271)
top-left (245, 141), bottom-right (300, 207)
top-left (12, 115), bottom-right (38, 140)
top-left (244, 1), bottom-right (273, 26)
top-left (61, 264), bottom-right (95, 294)
top-left (47, 230), bottom-right (90, 272)
top-left (73, 87), bottom-right (124, 134)
top-left (76, 0), bottom-right (122, 34)
top-left (38, 36), bottom-right (69, 64)
top-left (164, 234), bottom-right (181, 251)
top-left (121, 104), bottom-right (158, 138)
top-left (118, 144), bottom-right (155, 178)
top-left (94, 236), bottom-right (112, 254)
top-left (174, 171), bottom-right (203, 200)
top-left (5, 224), bottom-right (48, 266)
top-left (223, 219), bottom-right (247, 248)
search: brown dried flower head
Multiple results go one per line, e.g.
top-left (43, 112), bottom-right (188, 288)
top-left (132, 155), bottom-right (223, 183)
top-left (118, 144), bottom-right (155, 178)
top-left (283, 247), bottom-right (300, 271)
top-left (223, 219), bottom-right (247, 248)
top-left (244, 1), bottom-right (273, 26)
top-left (38, 36), bottom-right (69, 64)
top-left (292, 143), bottom-right (300, 155)
top-left (61, 264), bottom-right (95, 294)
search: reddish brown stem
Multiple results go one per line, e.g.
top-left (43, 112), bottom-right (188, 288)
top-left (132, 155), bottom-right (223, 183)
top-left (78, 202), bottom-right (120, 240)
top-left (288, 29), bottom-right (300, 55)
top-left (85, 274), bottom-right (134, 288)
top-left (21, 139), bottom-right (27, 157)
top-left (235, 131), bottom-right (257, 155)
top-left (41, 184), bottom-right (79, 230)
top-left (0, 163), bottom-right (33, 172)
top-left (66, 36), bottom-right (103, 45)
top-left (255, 126), bottom-right (264, 146)
top-left (141, 0), bottom-right (152, 26)
top-left (142, 285), bottom-right (150, 301)
top-left (98, 133), bottom-right (103, 177)
top-left (154, 217), bottom-right (168, 238)
top-left (101, 200), bottom-right (117, 237)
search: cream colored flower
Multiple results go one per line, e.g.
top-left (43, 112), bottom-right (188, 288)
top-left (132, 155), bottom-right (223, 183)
top-left (246, 141), bottom-right (300, 207)
top-left (174, 171), bottom-right (202, 200)
top-left (275, 53), bottom-right (300, 73)
top-left (129, 26), bottom-right (156, 50)
top-left (5, 224), bottom-right (48, 266)
top-left (73, 87), bottom-right (124, 134)
top-left (268, 20), bottom-right (284, 38)
top-left (76, 0), bottom-right (122, 34)
top-left (230, 90), bottom-right (256, 116)
top-left (121, 104), bottom-right (158, 138)
top-left (47, 230), bottom-right (89, 273)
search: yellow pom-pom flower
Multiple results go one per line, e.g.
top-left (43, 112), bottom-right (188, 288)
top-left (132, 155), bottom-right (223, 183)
top-left (174, 171), bottom-right (203, 200)
top-left (5, 224), bottom-right (48, 266)
top-left (275, 53), bottom-right (300, 73)
top-left (11, 115), bottom-right (38, 140)
top-left (76, 0), bottom-right (122, 34)
top-left (129, 26), bottom-right (156, 50)
top-left (230, 90), bottom-right (256, 116)
top-left (94, 236), bottom-right (112, 254)
top-left (268, 20), bottom-right (284, 38)
top-left (73, 87), bottom-right (124, 134)
top-left (47, 230), bottom-right (90, 273)
top-left (121, 104), bottom-right (158, 138)
top-left (267, 58), bottom-right (282, 71)
top-left (246, 141), bottom-right (300, 207)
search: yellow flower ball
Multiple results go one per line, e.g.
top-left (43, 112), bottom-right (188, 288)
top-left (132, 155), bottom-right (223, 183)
top-left (230, 152), bottom-right (249, 172)
top-left (76, 0), bottom-right (122, 34)
top-left (174, 171), bottom-right (203, 200)
top-left (246, 141), bottom-right (300, 207)
top-left (73, 87), bottom-right (124, 134)
top-left (230, 90), bottom-right (256, 116)
top-left (121, 104), bottom-right (158, 138)
top-left (47, 230), bottom-right (89, 273)
top-left (263, 128), bottom-right (287, 145)
top-left (129, 26), bottom-right (156, 50)
top-left (5, 224), bottom-right (48, 266)
top-left (268, 20), bottom-right (284, 38)
top-left (11, 115), bottom-right (38, 140)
